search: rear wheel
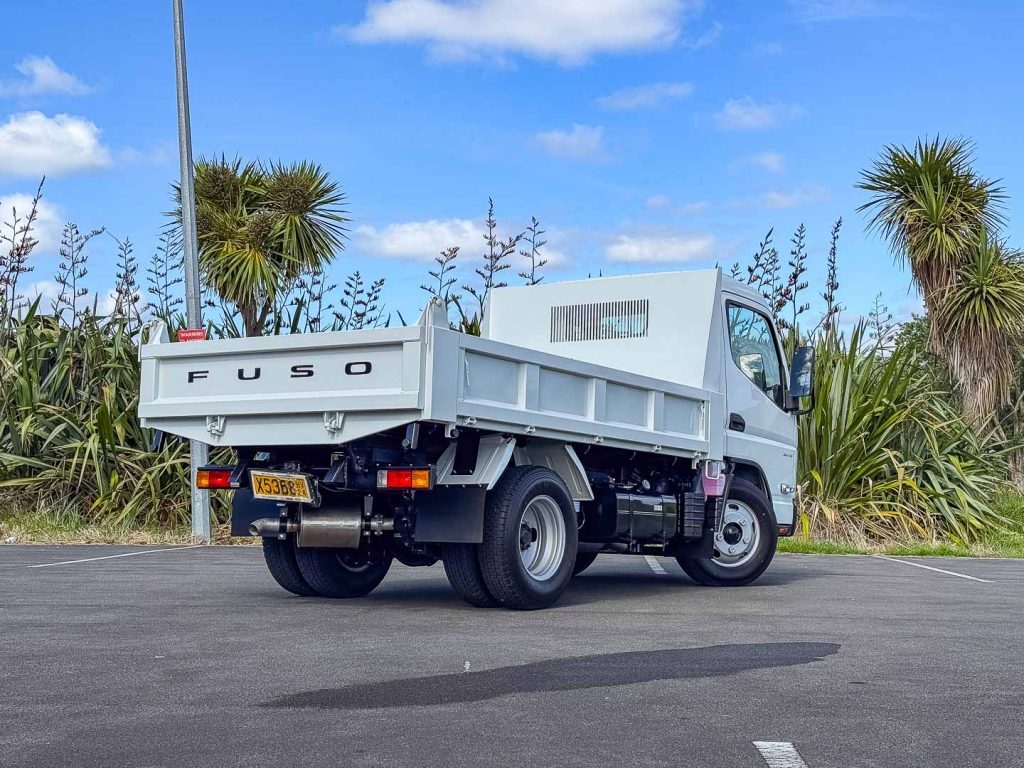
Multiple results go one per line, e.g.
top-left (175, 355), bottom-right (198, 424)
top-left (294, 547), bottom-right (392, 598)
top-left (261, 534), bottom-right (317, 596)
top-left (443, 543), bottom-right (499, 607)
top-left (676, 478), bottom-right (777, 586)
top-left (572, 551), bottom-right (599, 576)
top-left (479, 466), bottom-right (578, 610)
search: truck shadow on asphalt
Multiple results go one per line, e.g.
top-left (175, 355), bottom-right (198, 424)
top-left (558, 569), bottom-right (815, 603)
top-left (262, 641), bottom-right (840, 710)
top-left (344, 569), bottom-right (819, 610)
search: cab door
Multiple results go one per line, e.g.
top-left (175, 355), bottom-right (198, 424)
top-left (721, 298), bottom-right (798, 527)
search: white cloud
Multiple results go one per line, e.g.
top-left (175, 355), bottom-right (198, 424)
top-left (345, 0), bottom-right (698, 65)
top-left (0, 191), bottom-right (61, 251)
top-left (118, 143), bottom-right (173, 165)
top-left (762, 185), bottom-right (827, 209)
top-left (643, 196), bottom-right (709, 216)
top-left (19, 280), bottom-right (120, 319)
top-left (596, 81), bottom-right (694, 110)
top-left (536, 124), bottom-right (607, 161)
top-left (679, 200), bottom-right (709, 215)
top-left (736, 151), bottom-right (785, 173)
top-left (713, 97), bottom-right (804, 131)
top-left (606, 232), bottom-right (717, 264)
top-left (750, 41), bottom-right (783, 57)
top-left (0, 56), bottom-right (91, 97)
top-left (355, 218), bottom-right (480, 262)
top-left (357, 216), bottom-right (572, 269)
top-left (21, 280), bottom-right (60, 311)
top-left (893, 294), bottom-right (924, 322)
top-left (97, 288), bottom-right (119, 316)
top-left (517, 242), bottom-right (569, 271)
top-left (682, 21), bottom-right (722, 49)
top-left (0, 112), bottom-right (111, 176)
top-left (789, 0), bottom-right (902, 22)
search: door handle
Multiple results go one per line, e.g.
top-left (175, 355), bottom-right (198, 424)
top-left (728, 412), bottom-right (746, 432)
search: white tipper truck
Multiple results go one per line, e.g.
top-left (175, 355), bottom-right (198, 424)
top-left (139, 268), bottom-right (814, 609)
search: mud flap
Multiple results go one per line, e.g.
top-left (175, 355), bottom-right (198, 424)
top-left (413, 486), bottom-right (487, 543)
top-left (230, 488), bottom-right (283, 537)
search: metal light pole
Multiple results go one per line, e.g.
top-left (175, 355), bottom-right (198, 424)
top-left (172, 0), bottom-right (211, 542)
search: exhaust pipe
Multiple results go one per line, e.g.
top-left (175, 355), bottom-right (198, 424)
top-left (249, 518), bottom-right (297, 537)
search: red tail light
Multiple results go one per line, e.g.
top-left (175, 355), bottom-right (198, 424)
top-left (196, 468), bottom-right (232, 489)
top-left (376, 468), bottom-right (432, 490)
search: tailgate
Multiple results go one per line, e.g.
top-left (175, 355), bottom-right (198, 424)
top-left (139, 325), bottom-right (426, 446)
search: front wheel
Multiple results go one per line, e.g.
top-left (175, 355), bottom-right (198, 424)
top-left (479, 466), bottom-right (578, 610)
top-left (676, 478), bottom-right (777, 586)
top-left (294, 547), bottom-right (392, 598)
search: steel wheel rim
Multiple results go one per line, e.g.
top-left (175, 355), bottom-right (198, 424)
top-left (519, 495), bottom-right (566, 582)
top-left (713, 500), bottom-right (760, 568)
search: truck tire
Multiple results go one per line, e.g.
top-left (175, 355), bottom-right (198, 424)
top-left (572, 551), bottom-right (599, 576)
top-left (676, 478), bottom-right (777, 586)
top-left (442, 543), bottom-right (500, 607)
top-left (479, 466), bottom-right (578, 610)
top-left (261, 535), bottom-right (318, 596)
top-left (294, 548), bottom-right (392, 598)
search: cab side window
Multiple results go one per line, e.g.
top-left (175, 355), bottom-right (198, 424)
top-left (727, 305), bottom-right (783, 405)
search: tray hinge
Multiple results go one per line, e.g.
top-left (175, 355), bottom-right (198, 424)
top-left (323, 411), bottom-right (345, 436)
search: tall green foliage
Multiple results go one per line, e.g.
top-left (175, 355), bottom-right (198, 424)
top-left (732, 219), bottom-right (1012, 544)
top-left (798, 325), bottom-right (1008, 544)
top-left (0, 303), bottom-right (224, 527)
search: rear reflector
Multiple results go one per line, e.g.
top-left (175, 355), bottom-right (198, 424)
top-left (196, 468), bottom-right (232, 489)
top-left (377, 468), bottom-right (431, 490)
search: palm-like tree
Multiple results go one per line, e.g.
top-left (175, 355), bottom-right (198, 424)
top-left (176, 157), bottom-right (348, 336)
top-left (857, 137), bottom-right (1004, 342)
top-left (940, 233), bottom-right (1024, 420)
top-left (856, 137), bottom-right (1024, 423)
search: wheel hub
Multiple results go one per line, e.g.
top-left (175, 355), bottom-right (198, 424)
top-left (518, 495), bottom-right (567, 582)
top-left (722, 522), bottom-right (743, 545)
top-left (519, 525), bottom-right (535, 551)
top-left (712, 501), bottom-right (760, 568)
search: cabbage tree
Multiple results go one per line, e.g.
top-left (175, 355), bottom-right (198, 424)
top-left (175, 157), bottom-right (348, 336)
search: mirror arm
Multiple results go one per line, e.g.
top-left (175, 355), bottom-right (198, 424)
top-left (787, 389), bottom-right (815, 416)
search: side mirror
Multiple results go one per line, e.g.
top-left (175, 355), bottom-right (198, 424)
top-left (789, 345), bottom-right (815, 400)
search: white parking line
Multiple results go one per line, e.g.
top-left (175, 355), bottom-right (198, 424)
top-left (872, 554), bottom-right (992, 583)
top-left (27, 545), bottom-right (204, 569)
top-left (644, 555), bottom-right (667, 575)
top-left (754, 741), bottom-right (809, 768)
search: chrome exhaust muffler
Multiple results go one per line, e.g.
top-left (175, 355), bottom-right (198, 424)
top-left (296, 505), bottom-right (363, 549)
top-left (249, 498), bottom-right (364, 549)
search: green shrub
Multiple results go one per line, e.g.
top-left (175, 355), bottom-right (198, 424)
top-left (797, 323), bottom-right (1011, 545)
top-left (0, 303), bottom-right (227, 528)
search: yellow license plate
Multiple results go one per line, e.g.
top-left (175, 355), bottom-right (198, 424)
top-left (250, 471), bottom-right (314, 503)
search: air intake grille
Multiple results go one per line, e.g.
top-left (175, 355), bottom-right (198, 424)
top-left (550, 299), bottom-right (650, 342)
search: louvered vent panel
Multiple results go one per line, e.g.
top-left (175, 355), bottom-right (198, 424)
top-left (550, 299), bottom-right (650, 342)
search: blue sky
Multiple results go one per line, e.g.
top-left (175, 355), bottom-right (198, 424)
top-left (2, 0), bottom-right (1023, 325)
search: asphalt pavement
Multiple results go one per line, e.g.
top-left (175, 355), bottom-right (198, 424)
top-left (1, 545), bottom-right (1022, 768)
